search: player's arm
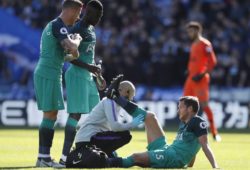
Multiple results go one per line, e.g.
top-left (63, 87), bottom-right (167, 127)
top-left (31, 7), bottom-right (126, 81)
top-left (192, 118), bottom-right (218, 168)
top-left (188, 156), bottom-right (196, 167)
top-left (94, 60), bottom-right (106, 90)
top-left (200, 44), bottom-right (217, 75)
top-left (52, 21), bottom-right (81, 58)
top-left (95, 72), bottom-right (106, 91)
top-left (70, 59), bottom-right (106, 90)
top-left (61, 37), bottom-right (81, 58)
top-left (70, 60), bottom-right (101, 74)
top-left (206, 44), bottom-right (217, 73)
top-left (104, 100), bottom-right (143, 131)
top-left (199, 135), bottom-right (219, 168)
top-left (68, 20), bottom-right (103, 74)
top-left (192, 44), bottom-right (216, 82)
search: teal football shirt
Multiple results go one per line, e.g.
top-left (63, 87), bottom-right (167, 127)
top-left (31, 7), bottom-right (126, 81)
top-left (34, 18), bottom-right (69, 111)
top-left (35, 18), bottom-right (69, 80)
top-left (170, 116), bottom-right (208, 165)
top-left (65, 19), bottom-right (100, 113)
top-left (66, 19), bottom-right (96, 80)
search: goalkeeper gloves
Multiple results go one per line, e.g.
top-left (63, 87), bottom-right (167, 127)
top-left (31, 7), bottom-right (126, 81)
top-left (192, 73), bottom-right (205, 82)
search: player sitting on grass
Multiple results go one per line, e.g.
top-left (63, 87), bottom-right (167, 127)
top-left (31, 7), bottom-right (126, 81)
top-left (106, 75), bottom-right (219, 169)
top-left (65, 78), bottom-right (144, 168)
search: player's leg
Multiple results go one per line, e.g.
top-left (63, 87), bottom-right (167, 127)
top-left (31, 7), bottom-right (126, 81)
top-left (200, 101), bottom-right (221, 141)
top-left (144, 111), bottom-right (165, 144)
top-left (60, 113), bottom-right (81, 164)
top-left (123, 152), bottom-right (150, 167)
top-left (61, 73), bottom-right (85, 163)
top-left (119, 139), bottom-right (181, 168)
top-left (137, 112), bottom-right (168, 168)
top-left (108, 92), bottom-right (164, 143)
top-left (108, 112), bottom-right (166, 168)
top-left (183, 76), bottom-right (195, 96)
top-left (61, 76), bottom-right (100, 163)
top-left (108, 151), bottom-right (150, 168)
top-left (38, 111), bottom-right (57, 160)
top-left (195, 76), bottom-right (220, 141)
top-left (90, 131), bottom-right (132, 157)
top-left (34, 74), bottom-right (64, 167)
top-left (37, 111), bottom-right (66, 168)
top-left (109, 147), bottom-right (169, 168)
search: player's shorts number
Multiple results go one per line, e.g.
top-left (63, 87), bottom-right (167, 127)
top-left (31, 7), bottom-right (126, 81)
top-left (155, 153), bottom-right (164, 160)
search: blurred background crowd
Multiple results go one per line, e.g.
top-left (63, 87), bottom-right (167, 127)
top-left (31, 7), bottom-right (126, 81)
top-left (0, 0), bottom-right (249, 100)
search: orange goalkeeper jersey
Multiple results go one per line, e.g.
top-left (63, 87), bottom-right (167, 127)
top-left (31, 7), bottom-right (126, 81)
top-left (188, 37), bottom-right (217, 77)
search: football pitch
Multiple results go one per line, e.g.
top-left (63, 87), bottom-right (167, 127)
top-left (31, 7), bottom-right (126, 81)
top-left (0, 129), bottom-right (249, 170)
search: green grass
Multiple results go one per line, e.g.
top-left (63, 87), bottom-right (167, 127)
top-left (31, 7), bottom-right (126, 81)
top-left (0, 129), bottom-right (250, 170)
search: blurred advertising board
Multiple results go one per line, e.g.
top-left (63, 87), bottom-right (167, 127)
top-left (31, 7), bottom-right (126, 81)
top-left (0, 100), bottom-right (249, 129)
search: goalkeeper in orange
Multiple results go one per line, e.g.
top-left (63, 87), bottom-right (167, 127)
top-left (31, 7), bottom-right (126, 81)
top-left (184, 21), bottom-right (221, 141)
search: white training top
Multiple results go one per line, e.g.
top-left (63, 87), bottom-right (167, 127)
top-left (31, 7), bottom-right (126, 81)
top-left (75, 97), bottom-right (134, 143)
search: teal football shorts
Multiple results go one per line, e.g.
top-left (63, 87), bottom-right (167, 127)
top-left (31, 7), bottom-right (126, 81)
top-left (65, 71), bottom-right (100, 114)
top-left (147, 136), bottom-right (185, 168)
top-left (34, 73), bottom-right (64, 112)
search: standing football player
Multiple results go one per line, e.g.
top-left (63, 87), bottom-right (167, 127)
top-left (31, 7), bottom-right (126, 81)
top-left (183, 21), bottom-right (221, 141)
top-left (33, 0), bottom-right (83, 167)
top-left (59, 0), bottom-right (106, 165)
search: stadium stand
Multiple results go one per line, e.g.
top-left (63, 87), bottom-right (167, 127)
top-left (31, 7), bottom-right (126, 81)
top-left (0, 0), bottom-right (249, 100)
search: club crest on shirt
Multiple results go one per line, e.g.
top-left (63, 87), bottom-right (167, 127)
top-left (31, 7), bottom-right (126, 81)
top-left (205, 46), bottom-right (212, 53)
top-left (176, 133), bottom-right (183, 140)
top-left (60, 27), bottom-right (68, 34)
top-left (200, 122), bottom-right (207, 129)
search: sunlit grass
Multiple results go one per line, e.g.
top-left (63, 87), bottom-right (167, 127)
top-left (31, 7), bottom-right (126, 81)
top-left (0, 129), bottom-right (249, 169)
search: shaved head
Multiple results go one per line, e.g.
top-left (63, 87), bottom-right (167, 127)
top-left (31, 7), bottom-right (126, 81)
top-left (119, 81), bottom-right (136, 101)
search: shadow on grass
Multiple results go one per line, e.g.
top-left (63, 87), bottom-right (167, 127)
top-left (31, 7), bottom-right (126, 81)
top-left (0, 166), bottom-right (36, 169)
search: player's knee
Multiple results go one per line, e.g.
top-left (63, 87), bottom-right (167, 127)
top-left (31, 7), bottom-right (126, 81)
top-left (69, 113), bottom-right (81, 121)
top-left (44, 111), bottom-right (58, 120)
top-left (145, 111), bottom-right (156, 121)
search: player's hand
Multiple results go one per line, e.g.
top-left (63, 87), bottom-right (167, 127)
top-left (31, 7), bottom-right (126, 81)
top-left (71, 33), bottom-right (82, 41)
top-left (192, 73), bottom-right (205, 82)
top-left (96, 74), bottom-right (106, 91)
top-left (69, 33), bottom-right (82, 47)
top-left (131, 114), bottom-right (144, 129)
top-left (64, 53), bottom-right (77, 61)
